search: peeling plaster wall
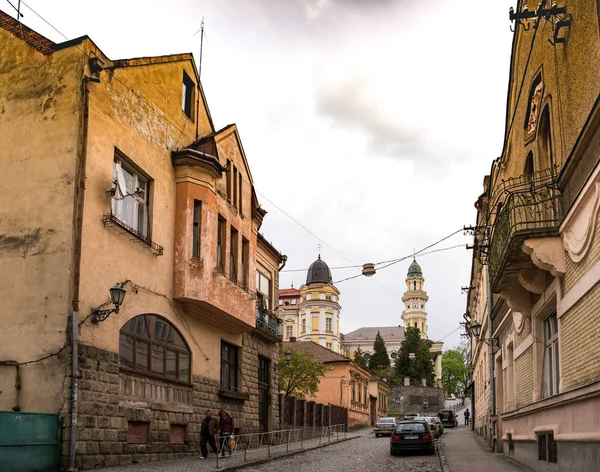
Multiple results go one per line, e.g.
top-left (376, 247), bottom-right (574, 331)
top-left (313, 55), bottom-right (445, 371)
top-left (0, 29), bottom-right (84, 412)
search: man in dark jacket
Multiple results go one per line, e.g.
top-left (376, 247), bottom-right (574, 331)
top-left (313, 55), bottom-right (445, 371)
top-left (200, 410), bottom-right (219, 459)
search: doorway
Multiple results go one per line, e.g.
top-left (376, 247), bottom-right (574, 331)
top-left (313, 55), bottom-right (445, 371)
top-left (258, 356), bottom-right (270, 432)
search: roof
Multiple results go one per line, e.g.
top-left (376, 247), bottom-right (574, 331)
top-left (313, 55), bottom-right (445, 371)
top-left (257, 232), bottom-right (283, 264)
top-left (306, 255), bottom-right (332, 285)
top-left (343, 326), bottom-right (404, 342)
top-left (280, 288), bottom-right (300, 297)
top-left (1, 9), bottom-right (56, 55)
top-left (284, 341), bottom-right (349, 364)
top-left (407, 259), bottom-right (422, 277)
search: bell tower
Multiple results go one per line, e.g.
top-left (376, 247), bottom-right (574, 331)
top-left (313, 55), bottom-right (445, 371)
top-left (401, 258), bottom-right (429, 338)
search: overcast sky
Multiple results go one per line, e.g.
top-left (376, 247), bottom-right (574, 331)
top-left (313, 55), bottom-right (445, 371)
top-left (14, 0), bottom-right (516, 350)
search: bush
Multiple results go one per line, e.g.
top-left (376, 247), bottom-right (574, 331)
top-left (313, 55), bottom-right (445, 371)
top-left (348, 422), bottom-right (371, 431)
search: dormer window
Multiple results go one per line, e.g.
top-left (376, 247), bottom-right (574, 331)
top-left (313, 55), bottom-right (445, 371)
top-left (182, 71), bottom-right (195, 120)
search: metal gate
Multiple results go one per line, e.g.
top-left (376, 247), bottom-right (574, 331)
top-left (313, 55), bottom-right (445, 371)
top-left (0, 411), bottom-right (63, 472)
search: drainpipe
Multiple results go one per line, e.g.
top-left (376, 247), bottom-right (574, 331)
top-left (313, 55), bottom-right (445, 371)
top-left (68, 311), bottom-right (79, 472)
top-left (486, 262), bottom-right (496, 451)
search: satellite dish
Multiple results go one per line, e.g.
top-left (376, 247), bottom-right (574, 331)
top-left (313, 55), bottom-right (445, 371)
top-left (115, 164), bottom-right (128, 198)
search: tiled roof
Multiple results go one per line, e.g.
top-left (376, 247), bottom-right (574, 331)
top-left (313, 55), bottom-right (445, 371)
top-left (280, 288), bottom-right (300, 296)
top-left (284, 341), bottom-right (349, 364)
top-left (0, 10), bottom-right (56, 55)
top-left (343, 326), bottom-right (405, 342)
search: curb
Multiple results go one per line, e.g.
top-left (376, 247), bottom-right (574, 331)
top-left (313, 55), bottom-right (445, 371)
top-left (436, 439), bottom-right (450, 472)
top-left (219, 435), bottom-right (361, 471)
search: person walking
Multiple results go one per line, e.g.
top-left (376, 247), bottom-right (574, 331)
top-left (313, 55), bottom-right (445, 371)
top-left (200, 410), bottom-right (219, 459)
top-left (464, 408), bottom-right (470, 426)
top-left (218, 409), bottom-right (235, 457)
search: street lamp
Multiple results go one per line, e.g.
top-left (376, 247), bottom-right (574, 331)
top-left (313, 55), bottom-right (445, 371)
top-left (284, 349), bottom-right (293, 365)
top-left (469, 322), bottom-right (500, 353)
top-left (91, 283), bottom-right (127, 324)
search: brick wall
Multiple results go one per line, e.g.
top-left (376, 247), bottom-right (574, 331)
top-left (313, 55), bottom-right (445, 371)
top-left (515, 348), bottom-right (533, 409)
top-left (563, 220), bottom-right (600, 294)
top-left (561, 281), bottom-right (600, 390)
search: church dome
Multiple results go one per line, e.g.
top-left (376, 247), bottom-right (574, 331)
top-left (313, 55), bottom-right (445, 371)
top-left (306, 256), bottom-right (333, 284)
top-left (407, 259), bottom-right (422, 277)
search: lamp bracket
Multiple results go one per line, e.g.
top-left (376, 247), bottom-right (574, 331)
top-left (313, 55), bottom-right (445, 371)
top-left (91, 307), bottom-right (119, 324)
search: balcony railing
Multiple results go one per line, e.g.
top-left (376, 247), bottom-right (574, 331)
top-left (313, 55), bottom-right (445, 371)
top-left (256, 308), bottom-right (283, 338)
top-left (488, 169), bottom-right (562, 289)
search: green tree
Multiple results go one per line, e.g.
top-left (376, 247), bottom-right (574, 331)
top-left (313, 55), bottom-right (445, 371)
top-left (353, 347), bottom-right (369, 371)
top-left (441, 347), bottom-right (470, 396)
top-left (369, 331), bottom-right (390, 373)
top-left (278, 348), bottom-right (332, 398)
top-left (395, 327), bottom-right (434, 386)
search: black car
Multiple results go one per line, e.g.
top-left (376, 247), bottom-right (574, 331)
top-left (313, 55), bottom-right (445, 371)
top-left (437, 410), bottom-right (458, 428)
top-left (390, 420), bottom-right (435, 456)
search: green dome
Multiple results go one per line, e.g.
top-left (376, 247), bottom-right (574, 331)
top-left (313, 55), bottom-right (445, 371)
top-left (407, 259), bottom-right (422, 277)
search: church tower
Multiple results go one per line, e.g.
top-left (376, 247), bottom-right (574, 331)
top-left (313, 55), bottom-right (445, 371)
top-left (401, 259), bottom-right (429, 338)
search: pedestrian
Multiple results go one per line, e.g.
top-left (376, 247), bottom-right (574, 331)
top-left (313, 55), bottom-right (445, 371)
top-left (200, 410), bottom-right (219, 459)
top-left (464, 408), bottom-right (470, 426)
top-left (218, 409), bottom-right (235, 457)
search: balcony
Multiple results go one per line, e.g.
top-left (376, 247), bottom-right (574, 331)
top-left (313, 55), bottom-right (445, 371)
top-left (255, 308), bottom-right (283, 342)
top-left (488, 169), bottom-right (562, 292)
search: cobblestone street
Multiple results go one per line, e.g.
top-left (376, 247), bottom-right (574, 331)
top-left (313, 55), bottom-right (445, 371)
top-left (238, 429), bottom-right (441, 472)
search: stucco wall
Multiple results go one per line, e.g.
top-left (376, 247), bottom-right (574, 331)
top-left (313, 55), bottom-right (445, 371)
top-left (0, 30), bottom-right (85, 412)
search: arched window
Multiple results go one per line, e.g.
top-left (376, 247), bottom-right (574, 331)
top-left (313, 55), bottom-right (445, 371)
top-left (524, 152), bottom-right (535, 190)
top-left (413, 281), bottom-right (417, 290)
top-left (119, 314), bottom-right (191, 383)
top-left (538, 106), bottom-right (554, 172)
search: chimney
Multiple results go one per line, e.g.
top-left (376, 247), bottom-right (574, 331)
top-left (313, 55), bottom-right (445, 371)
top-left (289, 337), bottom-right (297, 342)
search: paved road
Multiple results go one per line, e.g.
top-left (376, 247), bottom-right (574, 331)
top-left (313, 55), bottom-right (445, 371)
top-left (238, 429), bottom-right (441, 472)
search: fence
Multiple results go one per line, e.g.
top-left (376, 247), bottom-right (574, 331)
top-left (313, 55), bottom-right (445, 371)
top-left (214, 424), bottom-right (347, 468)
top-left (279, 395), bottom-right (348, 433)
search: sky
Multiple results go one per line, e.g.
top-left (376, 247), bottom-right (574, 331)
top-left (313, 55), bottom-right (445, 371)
top-left (11, 0), bottom-right (516, 350)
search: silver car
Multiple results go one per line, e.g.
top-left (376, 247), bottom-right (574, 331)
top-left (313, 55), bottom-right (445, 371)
top-left (374, 417), bottom-right (397, 437)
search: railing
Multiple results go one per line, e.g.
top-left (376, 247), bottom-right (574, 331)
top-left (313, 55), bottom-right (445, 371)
top-left (256, 310), bottom-right (283, 337)
top-left (214, 425), bottom-right (346, 468)
top-left (488, 170), bottom-right (562, 288)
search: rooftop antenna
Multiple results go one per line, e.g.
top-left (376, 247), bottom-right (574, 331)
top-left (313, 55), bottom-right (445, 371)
top-left (7, 0), bottom-right (24, 18)
top-left (193, 17), bottom-right (205, 79)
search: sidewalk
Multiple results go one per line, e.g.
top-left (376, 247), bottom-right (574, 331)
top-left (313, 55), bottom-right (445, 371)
top-left (103, 429), bottom-right (363, 472)
top-left (440, 426), bottom-right (527, 472)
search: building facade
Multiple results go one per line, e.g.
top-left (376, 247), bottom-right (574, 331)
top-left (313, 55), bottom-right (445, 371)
top-left (0, 11), bottom-right (284, 470)
top-left (466, 2), bottom-right (600, 471)
top-left (280, 256), bottom-right (343, 353)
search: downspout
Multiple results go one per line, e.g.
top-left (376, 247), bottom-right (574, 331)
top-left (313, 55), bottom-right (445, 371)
top-left (68, 72), bottom-right (92, 471)
top-left (485, 262), bottom-right (496, 451)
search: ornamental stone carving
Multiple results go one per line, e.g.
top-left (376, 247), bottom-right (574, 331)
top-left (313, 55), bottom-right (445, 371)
top-left (521, 237), bottom-right (566, 277)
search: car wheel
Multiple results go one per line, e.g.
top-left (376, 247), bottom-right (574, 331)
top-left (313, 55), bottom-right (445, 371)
top-left (390, 448), bottom-right (395, 456)
top-left (376, 434), bottom-right (380, 438)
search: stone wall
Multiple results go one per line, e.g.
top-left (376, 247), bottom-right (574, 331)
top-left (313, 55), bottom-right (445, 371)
top-left (67, 336), bottom-right (280, 470)
top-left (388, 385), bottom-right (444, 415)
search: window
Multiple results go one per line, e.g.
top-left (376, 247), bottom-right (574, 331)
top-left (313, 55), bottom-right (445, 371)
top-left (192, 200), bottom-right (201, 258)
top-left (241, 238), bottom-right (249, 289)
top-left (326, 342), bottom-right (332, 350)
top-left (119, 314), bottom-right (191, 383)
top-left (390, 351), bottom-right (397, 359)
top-left (358, 384), bottom-right (361, 403)
top-left (413, 281), bottom-right (417, 290)
top-left (220, 342), bottom-right (239, 392)
top-left (217, 215), bottom-right (226, 271)
top-left (326, 318), bottom-right (332, 332)
top-left (301, 318), bottom-right (306, 334)
top-left (238, 173), bottom-right (243, 216)
top-left (230, 227), bottom-right (238, 282)
top-left (182, 71), bottom-right (194, 119)
top-left (537, 432), bottom-right (557, 463)
top-left (279, 299), bottom-right (284, 306)
top-left (364, 386), bottom-right (367, 405)
top-left (226, 160), bottom-right (232, 202)
top-left (232, 166), bottom-right (238, 209)
top-left (291, 299), bottom-right (297, 305)
top-left (112, 155), bottom-right (149, 238)
top-left (286, 326), bottom-right (293, 339)
top-left (256, 271), bottom-right (272, 310)
top-left (542, 313), bottom-right (559, 398)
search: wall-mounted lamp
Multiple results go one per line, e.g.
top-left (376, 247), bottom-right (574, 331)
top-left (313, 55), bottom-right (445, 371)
top-left (468, 321), bottom-right (500, 353)
top-left (284, 349), bottom-right (293, 365)
top-left (91, 283), bottom-right (127, 324)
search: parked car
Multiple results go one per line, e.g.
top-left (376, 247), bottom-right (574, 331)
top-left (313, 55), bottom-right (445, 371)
top-left (420, 416), bottom-right (443, 438)
top-left (374, 417), bottom-right (397, 437)
top-left (403, 413), bottom-right (419, 420)
top-left (390, 420), bottom-right (435, 456)
top-left (437, 409), bottom-right (458, 428)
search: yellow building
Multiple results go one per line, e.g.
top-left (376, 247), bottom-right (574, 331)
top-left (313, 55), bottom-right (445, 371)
top-left (281, 256), bottom-right (343, 353)
top-left (0, 11), bottom-right (284, 470)
top-left (466, 2), bottom-right (600, 471)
